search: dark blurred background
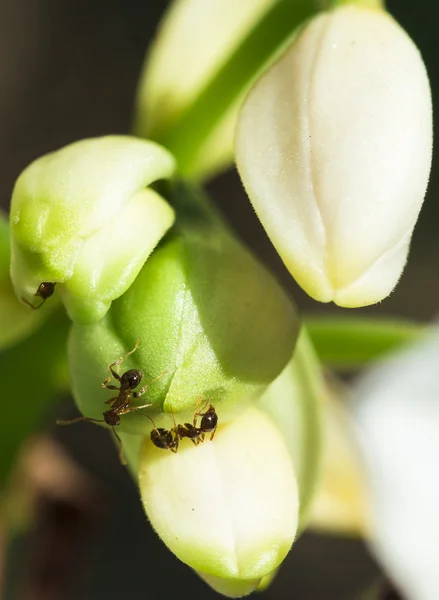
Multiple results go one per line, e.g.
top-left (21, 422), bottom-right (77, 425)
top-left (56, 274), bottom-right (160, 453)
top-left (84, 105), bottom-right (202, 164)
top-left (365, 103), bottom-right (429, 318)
top-left (0, 0), bottom-right (437, 598)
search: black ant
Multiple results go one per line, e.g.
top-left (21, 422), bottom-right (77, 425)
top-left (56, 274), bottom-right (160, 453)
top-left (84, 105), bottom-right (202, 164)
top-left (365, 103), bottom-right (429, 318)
top-left (57, 340), bottom-right (164, 464)
top-left (22, 281), bottom-right (56, 309)
top-left (149, 398), bottom-right (218, 453)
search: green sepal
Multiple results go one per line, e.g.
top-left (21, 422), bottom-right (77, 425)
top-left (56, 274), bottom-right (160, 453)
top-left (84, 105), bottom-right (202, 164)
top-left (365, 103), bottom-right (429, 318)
top-left (68, 184), bottom-right (300, 433)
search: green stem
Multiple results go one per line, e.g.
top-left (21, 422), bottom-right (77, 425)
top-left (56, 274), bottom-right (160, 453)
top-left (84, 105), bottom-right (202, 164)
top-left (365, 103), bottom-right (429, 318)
top-left (328, 0), bottom-right (384, 9)
top-left (304, 316), bottom-right (425, 369)
top-left (158, 0), bottom-right (320, 175)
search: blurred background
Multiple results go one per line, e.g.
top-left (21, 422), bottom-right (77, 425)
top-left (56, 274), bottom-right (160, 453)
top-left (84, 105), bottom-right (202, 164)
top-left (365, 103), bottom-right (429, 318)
top-left (0, 0), bottom-right (437, 598)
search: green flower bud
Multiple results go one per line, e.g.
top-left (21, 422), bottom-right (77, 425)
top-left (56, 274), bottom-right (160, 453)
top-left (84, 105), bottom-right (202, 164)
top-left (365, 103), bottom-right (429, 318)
top-left (138, 406), bottom-right (299, 589)
top-left (134, 0), bottom-right (278, 179)
top-left (10, 136), bottom-right (176, 324)
top-left (68, 185), bottom-right (299, 432)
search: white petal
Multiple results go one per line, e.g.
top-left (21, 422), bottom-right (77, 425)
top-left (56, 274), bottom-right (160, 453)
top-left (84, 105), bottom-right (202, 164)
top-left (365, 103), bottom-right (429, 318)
top-left (236, 6), bottom-right (432, 307)
top-left (138, 406), bottom-right (299, 580)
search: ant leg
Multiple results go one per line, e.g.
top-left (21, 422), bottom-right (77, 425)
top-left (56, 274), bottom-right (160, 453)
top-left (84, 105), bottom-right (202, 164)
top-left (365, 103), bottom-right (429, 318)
top-left (112, 427), bottom-right (127, 465)
top-left (170, 435), bottom-right (179, 453)
top-left (22, 296), bottom-right (46, 310)
top-left (210, 426), bottom-right (217, 441)
top-left (56, 416), bottom-right (104, 426)
top-left (123, 403), bottom-right (153, 415)
top-left (102, 379), bottom-right (119, 391)
top-left (104, 395), bottom-right (119, 406)
top-left (134, 371), bottom-right (167, 397)
top-left (192, 397), bottom-right (203, 427)
top-left (107, 339), bottom-right (141, 381)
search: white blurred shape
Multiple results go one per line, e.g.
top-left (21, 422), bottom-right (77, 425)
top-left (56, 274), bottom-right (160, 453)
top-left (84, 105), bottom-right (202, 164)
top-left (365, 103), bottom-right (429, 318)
top-left (352, 327), bottom-right (439, 600)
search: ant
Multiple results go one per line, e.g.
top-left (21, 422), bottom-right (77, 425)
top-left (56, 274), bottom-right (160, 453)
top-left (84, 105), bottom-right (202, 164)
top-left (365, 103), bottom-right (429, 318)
top-left (22, 281), bottom-right (56, 309)
top-left (149, 398), bottom-right (218, 453)
top-left (57, 340), bottom-right (164, 465)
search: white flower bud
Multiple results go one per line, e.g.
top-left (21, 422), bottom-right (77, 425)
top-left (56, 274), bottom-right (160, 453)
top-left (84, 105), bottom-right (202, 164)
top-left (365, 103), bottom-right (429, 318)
top-left (138, 406), bottom-right (299, 590)
top-left (235, 6), bottom-right (432, 307)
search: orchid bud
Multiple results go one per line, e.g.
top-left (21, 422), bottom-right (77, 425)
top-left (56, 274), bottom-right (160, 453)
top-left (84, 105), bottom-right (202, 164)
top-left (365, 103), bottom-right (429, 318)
top-left (120, 330), bottom-right (322, 598)
top-left (10, 136), bottom-right (176, 324)
top-left (138, 406), bottom-right (299, 594)
top-left (236, 5), bottom-right (432, 307)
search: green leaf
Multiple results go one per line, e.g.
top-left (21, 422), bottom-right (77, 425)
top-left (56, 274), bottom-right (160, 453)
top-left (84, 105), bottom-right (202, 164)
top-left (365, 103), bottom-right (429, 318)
top-left (305, 316), bottom-right (424, 369)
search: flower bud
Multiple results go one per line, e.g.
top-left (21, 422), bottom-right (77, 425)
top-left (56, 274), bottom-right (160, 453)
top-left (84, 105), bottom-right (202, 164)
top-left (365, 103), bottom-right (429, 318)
top-left (236, 6), bottom-right (432, 307)
top-left (138, 406), bottom-right (299, 591)
top-left (10, 136), bottom-right (176, 324)
top-left (68, 185), bottom-right (299, 429)
top-left (134, 0), bottom-right (278, 179)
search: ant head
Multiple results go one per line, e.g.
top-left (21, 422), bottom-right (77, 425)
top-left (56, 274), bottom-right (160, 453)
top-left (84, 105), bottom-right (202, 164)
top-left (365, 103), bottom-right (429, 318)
top-left (151, 428), bottom-right (174, 450)
top-left (120, 369), bottom-right (143, 390)
top-left (36, 282), bottom-right (56, 299)
top-left (200, 406), bottom-right (218, 432)
top-left (104, 410), bottom-right (121, 426)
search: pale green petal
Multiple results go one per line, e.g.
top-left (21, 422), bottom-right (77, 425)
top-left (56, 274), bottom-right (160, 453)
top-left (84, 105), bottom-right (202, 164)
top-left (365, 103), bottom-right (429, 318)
top-left (138, 406), bottom-right (299, 581)
top-left (135, 0), bottom-right (276, 140)
top-left (197, 572), bottom-right (260, 598)
top-left (10, 136), bottom-right (175, 323)
top-left (259, 330), bottom-right (323, 527)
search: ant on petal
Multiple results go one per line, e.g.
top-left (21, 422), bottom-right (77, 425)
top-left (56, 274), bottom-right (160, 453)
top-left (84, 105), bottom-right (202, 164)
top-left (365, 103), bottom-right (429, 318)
top-left (57, 340), bottom-right (165, 464)
top-left (148, 398), bottom-right (218, 453)
top-left (22, 282), bottom-right (56, 309)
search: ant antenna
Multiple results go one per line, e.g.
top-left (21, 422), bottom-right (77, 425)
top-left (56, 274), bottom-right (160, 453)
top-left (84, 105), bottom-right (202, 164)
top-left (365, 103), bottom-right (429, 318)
top-left (111, 427), bottom-right (126, 465)
top-left (56, 416), bottom-right (104, 426)
top-left (144, 413), bottom-right (158, 429)
top-left (57, 416), bottom-right (127, 465)
top-left (135, 371), bottom-right (168, 397)
top-left (169, 404), bottom-right (177, 429)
